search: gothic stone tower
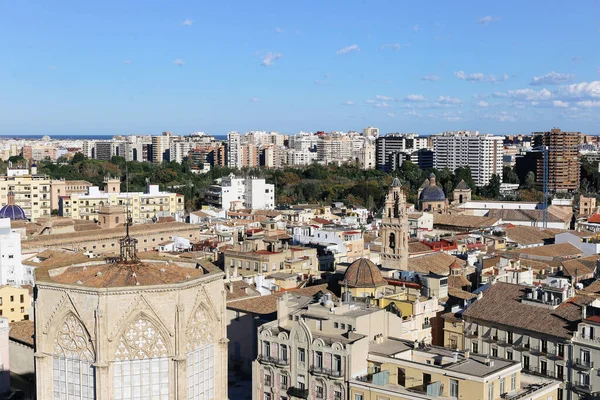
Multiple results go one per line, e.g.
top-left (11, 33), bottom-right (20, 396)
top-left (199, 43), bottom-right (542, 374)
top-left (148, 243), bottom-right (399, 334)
top-left (380, 177), bottom-right (409, 270)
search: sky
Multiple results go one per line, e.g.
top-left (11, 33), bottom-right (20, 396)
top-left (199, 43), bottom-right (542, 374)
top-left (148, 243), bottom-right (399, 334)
top-left (1, 0), bottom-right (600, 136)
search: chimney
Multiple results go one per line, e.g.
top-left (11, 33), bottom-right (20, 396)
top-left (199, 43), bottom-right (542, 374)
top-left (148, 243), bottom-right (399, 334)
top-left (228, 283), bottom-right (234, 293)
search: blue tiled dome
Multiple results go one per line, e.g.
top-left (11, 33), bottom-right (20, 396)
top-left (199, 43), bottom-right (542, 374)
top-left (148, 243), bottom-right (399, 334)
top-left (0, 204), bottom-right (27, 220)
top-left (419, 173), bottom-right (446, 202)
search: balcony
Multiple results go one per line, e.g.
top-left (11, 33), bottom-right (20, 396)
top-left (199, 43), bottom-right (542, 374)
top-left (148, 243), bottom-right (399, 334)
top-left (529, 345), bottom-right (549, 356)
top-left (571, 382), bottom-right (593, 394)
top-left (287, 387), bottom-right (309, 399)
top-left (465, 331), bottom-right (478, 339)
top-left (522, 366), bottom-right (563, 381)
top-left (257, 355), bottom-right (290, 367)
top-left (309, 365), bottom-right (343, 379)
top-left (572, 358), bottom-right (594, 369)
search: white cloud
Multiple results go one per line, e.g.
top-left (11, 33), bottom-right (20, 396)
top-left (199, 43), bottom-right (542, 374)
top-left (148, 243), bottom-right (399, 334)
top-left (365, 99), bottom-right (376, 104)
top-left (422, 74), bottom-right (440, 81)
top-left (553, 100), bottom-right (569, 108)
top-left (274, 27), bottom-right (284, 33)
top-left (557, 81), bottom-right (600, 99)
top-left (261, 52), bottom-right (283, 67)
top-left (124, 60), bottom-right (132, 64)
top-left (404, 94), bottom-right (426, 102)
top-left (342, 100), bottom-right (355, 106)
top-left (576, 100), bottom-right (600, 108)
top-left (336, 44), bottom-right (360, 55)
top-left (406, 110), bottom-right (422, 117)
top-left (386, 112), bottom-right (395, 117)
top-left (437, 96), bottom-right (461, 104)
top-left (479, 16), bottom-right (500, 25)
top-left (483, 111), bottom-right (515, 122)
top-left (530, 72), bottom-right (575, 86)
top-left (375, 95), bottom-right (394, 101)
top-left (455, 71), bottom-right (508, 83)
top-left (381, 43), bottom-right (411, 51)
top-left (477, 101), bottom-right (489, 108)
top-left (413, 25), bottom-right (419, 32)
top-left (182, 19), bottom-right (193, 26)
top-left (374, 102), bottom-right (392, 108)
top-left (250, 97), bottom-right (260, 103)
top-left (173, 59), bottom-right (185, 66)
top-left (504, 88), bottom-right (552, 101)
top-left (428, 112), bottom-right (463, 121)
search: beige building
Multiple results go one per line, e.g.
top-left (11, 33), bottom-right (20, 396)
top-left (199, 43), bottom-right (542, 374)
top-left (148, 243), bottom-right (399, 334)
top-left (223, 245), bottom-right (319, 279)
top-left (0, 285), bottom-right (30, 322)
top-left (349, 339), bottom-right (560, 400)
top-left (34, 228), bottom-right (228, 399)
top-left (21, 221), bottom-right (201, 255)
top-left (0, 171), bottom-right (51, 222)
top-left (50, 179), bottom-right (93, 210)
top-left (59, 181), bottom-right (185, 223)
top-left (380, 178), bottom-right (409, 270)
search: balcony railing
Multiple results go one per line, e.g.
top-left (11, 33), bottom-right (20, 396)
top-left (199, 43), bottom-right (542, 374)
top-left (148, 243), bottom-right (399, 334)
top-left (309, 365), bottom-right (343, 378)
top-left (571, 382), bottom-right (593, 393)
top-left (465, 331), bottom-right (478, 338)
top-left (522, 366), bottom-right (563, 381)
top-left (287, 387), bottom-right (309, 399)
top-left (529, 345), bottom-right (549, 355)
top-left (573, 358), bottom-right (594, 369)
top-left (257, 354), bottom-right (290, 366)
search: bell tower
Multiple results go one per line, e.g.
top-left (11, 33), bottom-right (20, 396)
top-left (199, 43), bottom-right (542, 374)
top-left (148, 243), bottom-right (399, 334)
top-left (380, 177), bottom-right (409, 270)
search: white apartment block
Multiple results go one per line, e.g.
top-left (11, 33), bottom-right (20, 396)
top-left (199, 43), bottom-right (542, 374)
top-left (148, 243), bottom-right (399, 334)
top-left (205, 174), bottom-right (275, 211)
top-left (285, 150), bottom-right (317, 166)
top-left (289, 133), bottom-right (319, 152)
top-left (151, 132), bottom-right (172, 163)
top-left (432, 131), bottom-right (504, 186)
top-left (317, 135), bottom-right (353, 165)
top-left (227, 131), bottom-right (242, 169)
top-left (362, 126), bottom-right (380, 138)
top-left (0, 218), bottom-right (34, 285)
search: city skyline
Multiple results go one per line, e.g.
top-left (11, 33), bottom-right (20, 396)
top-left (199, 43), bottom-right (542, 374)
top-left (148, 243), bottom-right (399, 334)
top-left (2, 1), bottom-right (600, 135)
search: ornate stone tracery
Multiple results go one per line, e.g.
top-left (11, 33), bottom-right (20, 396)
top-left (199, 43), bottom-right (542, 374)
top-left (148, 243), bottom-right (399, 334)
top-left (114, 316), bottom-right (168, 360)
top-left (54, 313), bottom-right (95, 361)
top-left (186, 304), bottom-right (214, 351)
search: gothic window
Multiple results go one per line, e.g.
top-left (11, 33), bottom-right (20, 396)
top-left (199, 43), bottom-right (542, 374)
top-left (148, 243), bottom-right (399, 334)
top-left (187, 305), bottom-right (215, 400)
top-left (389, 233), bottom-right (396, 250)
top-left (53, 314), bottom-right (95, 400)
top-left (113, 316), bottom-right (170, 400)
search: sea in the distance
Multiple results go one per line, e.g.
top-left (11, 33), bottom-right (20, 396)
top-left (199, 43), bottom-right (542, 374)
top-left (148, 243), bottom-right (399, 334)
top-left (0, 134), bottom-right (228, 141)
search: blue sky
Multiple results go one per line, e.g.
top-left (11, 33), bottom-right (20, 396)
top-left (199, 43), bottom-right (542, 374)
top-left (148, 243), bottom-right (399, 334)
top-left (1, 0), bottom-right (600, 136)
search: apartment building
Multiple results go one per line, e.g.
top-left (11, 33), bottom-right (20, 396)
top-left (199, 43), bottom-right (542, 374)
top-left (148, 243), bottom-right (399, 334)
top-left (362, 126), bottom-right (380, 138)
top-left (317, 135), bottom-right (353, 165)
top-left (151, 131), bottom-right (172, 163)
top-left (0, 218), bottom-right (34, 286)
top-left (375, 133), bottom-right (429, 171)
top-left (532, 128), bottom-right (581, 192)
top-left (0, 286), bottom-right (31, 322)
top-left (285, 149), bottom-right (317, 166)
top-left (223, 245), bottom-right (319, 279)
top-left (292, 225), bottom-right (368, 265)
top-left (349, 340), bottom-right (560, 400)
top-left (228, 131), bottom-right (243, 168)
top-left (50, 179), bottom-right (92, 210)
top-left (0, 166), bottom-right (51, 222)
top-left (205, 174), bottom-right (275, 211)
top-left (432, 131), bottom-right (504, 186)
top-left (462, 281), bottom-right (591, 400)
top-left (59, 182), bottom-right (184, 223)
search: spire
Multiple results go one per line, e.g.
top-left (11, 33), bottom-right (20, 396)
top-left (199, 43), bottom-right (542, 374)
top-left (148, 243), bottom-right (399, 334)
top-left (391, 177), bottom-right (402, 187)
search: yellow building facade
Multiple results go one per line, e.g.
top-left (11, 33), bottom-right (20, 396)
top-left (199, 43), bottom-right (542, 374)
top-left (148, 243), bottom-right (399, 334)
top-left (0, 174), bottom-right (51, 222)
top-left (0, 285), bottom-right (31, 322)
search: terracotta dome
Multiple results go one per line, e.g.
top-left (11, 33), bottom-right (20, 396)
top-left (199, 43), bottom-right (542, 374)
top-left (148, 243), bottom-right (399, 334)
top-left (342, 258), bottom-right (387, 288)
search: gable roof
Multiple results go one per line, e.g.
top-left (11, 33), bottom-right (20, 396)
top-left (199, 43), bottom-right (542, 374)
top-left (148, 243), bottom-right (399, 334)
top-left (463, 282), bottom-right (592, 339)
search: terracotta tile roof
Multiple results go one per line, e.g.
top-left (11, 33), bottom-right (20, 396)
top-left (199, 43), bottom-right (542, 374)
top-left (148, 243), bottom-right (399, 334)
top-left (504, 225), bottom-right (563, 246)
top-left (227, 284), bottom-right (335, 315)
top-left (39, 260), bottom-right (207, 288)
top-left (448, 287), bottom-right (477, 301)
top-left (508, 243), bottom-right (581, 258)
top-left (583, 279), bottom-right (600, 294)
top-left (341, 258), bottom-right (387, 288)
top-left (488, 207), bottom-right (571, 224)
top-left (408, 241), bottom-right (434, 255)
top-left (588, 214), bottom-right (600, 224)
top-left (9, 320), bottom-right (34, 346)
top-left (23, 250), bottom-right (90, 269)
top-left (560, 255), bottom-right (600, 278)
top-left (448, 275), bottom-right (471, 289)
top-left (225, 280), bottom-right (261, 301)
top-left (407, 253), bottom-right (463, 275)
top-left (463, 282), bottom-right (593, 339)
top-left (433, 214), bottom-right (500, 229)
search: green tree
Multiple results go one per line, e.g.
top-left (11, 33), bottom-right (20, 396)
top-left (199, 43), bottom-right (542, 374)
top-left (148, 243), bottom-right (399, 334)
top-left (71, 152), bottom-right (86, 164)
top-left (525, 171), bottom-right (536, 189)
top-left (454, 167), bottom-right (475, 190)
top-left (503, 166), bottom-right (519, 184)
top-left (482, 174), bottom-right (501, 198)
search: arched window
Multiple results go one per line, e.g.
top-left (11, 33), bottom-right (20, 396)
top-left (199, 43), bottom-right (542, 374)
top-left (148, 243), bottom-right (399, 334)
top-left (186, 305), bottom-right (215, 400)
top-left (389, 232), bottom-right (396, 250)
top-left (53, 314), bottom-right (95, 399)
top-left (113, 316), bottom-right (170, 400)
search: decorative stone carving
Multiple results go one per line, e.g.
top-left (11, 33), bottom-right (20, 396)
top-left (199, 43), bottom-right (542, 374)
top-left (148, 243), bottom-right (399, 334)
top-left (186, 304), bottom-right (214, 351)
top-left (115, 317), bottom-right (168, 360)
top-left (53, 314), bottom-right (94, 361)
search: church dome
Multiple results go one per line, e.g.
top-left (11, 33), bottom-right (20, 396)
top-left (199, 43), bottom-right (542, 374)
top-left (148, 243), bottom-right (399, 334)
top-left (0, 192), bottom-right (26, 220)
top-left (342, 258), bottom-right (387, 288)
top-left (419, 174), bottom-right (446, 202)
